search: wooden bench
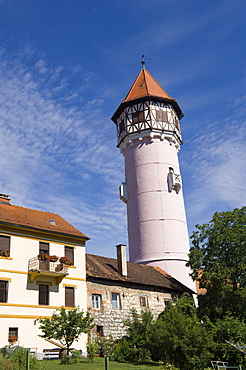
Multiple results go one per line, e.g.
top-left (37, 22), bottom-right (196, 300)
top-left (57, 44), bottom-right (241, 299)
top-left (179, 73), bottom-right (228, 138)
top-left (43, 348), bottom-right (60, 359)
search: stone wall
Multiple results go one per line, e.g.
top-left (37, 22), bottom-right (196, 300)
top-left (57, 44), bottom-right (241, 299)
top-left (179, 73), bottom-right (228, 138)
top-left (87, 280), bottom-right (181, 339)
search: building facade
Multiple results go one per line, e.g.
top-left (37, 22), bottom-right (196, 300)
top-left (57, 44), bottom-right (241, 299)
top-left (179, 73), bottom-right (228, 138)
top-left (87, 245), bottom-right (194, 339)
top-left (112, 64), bottom-right (195, 291)
top-left (0, 194), bottom-right (88, 356)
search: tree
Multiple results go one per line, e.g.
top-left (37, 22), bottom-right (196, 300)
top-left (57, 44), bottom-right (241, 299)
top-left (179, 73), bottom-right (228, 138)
top-left (187, 207), bottom-right (246, 321)
top-left (211, 315), bottom-right (246, 365)
top-left (116, 308), bottom-right (155, 363)
top-left (151, 294), bottom-right (212, 370)
top-left (38, 306), bottom-right (94, 354)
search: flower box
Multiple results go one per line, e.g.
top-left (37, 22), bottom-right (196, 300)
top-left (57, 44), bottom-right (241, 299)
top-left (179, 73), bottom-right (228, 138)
top-left (59, 257), bottom-right (74, 266)
top-left (49, 255), bottom-right (59, 262)
top-left (8, 336), bottom-right (17, 344)
top-left (38, 254), bottom-right (50, 261)
top-left (1, 250), bottom-right (10, 257)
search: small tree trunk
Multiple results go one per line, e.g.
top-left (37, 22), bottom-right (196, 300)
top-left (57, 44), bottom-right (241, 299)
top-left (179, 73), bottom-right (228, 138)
top-left (232, 279), bottom-right (238, 291)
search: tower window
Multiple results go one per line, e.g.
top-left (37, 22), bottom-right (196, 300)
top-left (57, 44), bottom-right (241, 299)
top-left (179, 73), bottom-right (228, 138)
top-left (132, 111), bottom-right (144, 124)
top-left (174, 116), bottom-right (180, 130)
top-left (156, 109), bottom-right (168, 122)
top-left (119, 119), bottom-right (125, 134)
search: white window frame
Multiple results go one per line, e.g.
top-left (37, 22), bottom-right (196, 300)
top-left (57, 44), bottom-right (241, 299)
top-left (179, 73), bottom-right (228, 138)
top-left (92, 294), bottom-right (101, 310)
top-left (112, 293), bottom-right (120, 309)
top-left (140, 295), bottom-right (148, 308)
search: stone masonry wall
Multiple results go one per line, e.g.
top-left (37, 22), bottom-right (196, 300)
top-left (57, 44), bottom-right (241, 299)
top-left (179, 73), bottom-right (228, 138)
top-left (87, 280), bottom-right (180, 339)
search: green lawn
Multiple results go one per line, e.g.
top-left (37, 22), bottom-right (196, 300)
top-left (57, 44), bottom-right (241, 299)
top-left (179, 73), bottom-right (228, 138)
top-left (40, 357), bottom-right (162, 370)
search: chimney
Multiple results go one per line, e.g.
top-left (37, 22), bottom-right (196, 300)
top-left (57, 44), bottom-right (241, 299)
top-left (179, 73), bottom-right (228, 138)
top-left (0, 194), bottom-right (11, 205)
top-left (116, 244), bottom-right (127, 277)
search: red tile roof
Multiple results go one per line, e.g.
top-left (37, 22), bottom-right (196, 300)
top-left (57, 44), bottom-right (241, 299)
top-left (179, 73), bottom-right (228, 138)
top-left (86, 254), bottom-right (194, 294)
top-left (123, 68), bottom-right (174, 103)
top-left (111, 68), bottom-right (184, 123)
top-left (0, 203), bottom-right (88, 239)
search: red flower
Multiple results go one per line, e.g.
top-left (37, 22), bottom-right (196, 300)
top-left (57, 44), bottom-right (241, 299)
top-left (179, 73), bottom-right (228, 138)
top-left (59, 257), bottom-right (74, 265)
top-left (38, 254), bottom-right (50, 261)
top-left (8, 335), bottom-right (17, 343)
top-left (49, 255), bottom-right (59, 262)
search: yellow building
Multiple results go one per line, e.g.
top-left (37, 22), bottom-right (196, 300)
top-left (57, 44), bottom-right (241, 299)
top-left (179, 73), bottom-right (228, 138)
top-left (0, 193), bottom-right (88, 357)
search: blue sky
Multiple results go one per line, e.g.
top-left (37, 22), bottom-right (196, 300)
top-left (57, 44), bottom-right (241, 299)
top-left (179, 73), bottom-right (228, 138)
top-left (0, 0), bottom-right (245, 258)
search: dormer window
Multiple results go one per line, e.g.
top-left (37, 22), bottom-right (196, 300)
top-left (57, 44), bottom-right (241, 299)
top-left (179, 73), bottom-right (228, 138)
top-left (47, 219), bottom-right (56, 225)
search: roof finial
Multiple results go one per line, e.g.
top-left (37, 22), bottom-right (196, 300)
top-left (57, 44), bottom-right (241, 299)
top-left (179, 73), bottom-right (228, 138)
top-left (141, 55), bottom-right (146, 69)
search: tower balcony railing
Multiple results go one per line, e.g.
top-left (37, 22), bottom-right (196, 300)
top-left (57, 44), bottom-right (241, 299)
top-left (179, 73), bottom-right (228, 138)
top-left (28, 256), bottom-right (69, 284)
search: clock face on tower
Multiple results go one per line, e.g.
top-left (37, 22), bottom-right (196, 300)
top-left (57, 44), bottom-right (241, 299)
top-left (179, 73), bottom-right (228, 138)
top-left (116, 100), bottom-right (182, 146)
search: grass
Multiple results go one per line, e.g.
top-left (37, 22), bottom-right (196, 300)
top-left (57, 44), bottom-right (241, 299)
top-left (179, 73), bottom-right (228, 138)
top-left (39, 357), bottom-right (162, 370)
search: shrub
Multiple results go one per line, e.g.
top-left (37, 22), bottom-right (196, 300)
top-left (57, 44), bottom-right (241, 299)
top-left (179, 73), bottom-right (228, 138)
top-left (71, 349), bottom-right (81, 363)
top-left (86, 338), bottom-right (99, 362)
top-left (151, 294), bottom-right (212, 370)
top-left (114, 336), bottom-right (135, 362)
top-left (119, 308), bottom-right (154, 363)
top-left (0, 347), bottom-right (39, 370)
top-left (60, 355), bottom-right (71, 365)
top-left (98, 335), bottom-right (116, 360)
top-left (0, 353), bottom-right (13, 370)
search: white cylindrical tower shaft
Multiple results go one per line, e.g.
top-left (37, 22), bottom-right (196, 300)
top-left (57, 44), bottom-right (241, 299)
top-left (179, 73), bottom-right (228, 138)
top-left (112, 67), bottom-right (195, 291)
top-left (124, 136), bottom-right (193, 290)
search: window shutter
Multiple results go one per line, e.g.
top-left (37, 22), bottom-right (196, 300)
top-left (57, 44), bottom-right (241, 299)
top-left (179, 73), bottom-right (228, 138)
top-left (65, 287), bottom-right (74, 307)
top-left (0, 236), bottom-right (10, 252)
top-left (65, 246), bottom-right (74, 264)
top-left (0, 281), bottom-right (8, 302)
top-left (39, 242), bottom-right (49, 255)
top-left (8, 327), bottom-right (18, 341)
top-left (39, 284), bottom-right (49, 305)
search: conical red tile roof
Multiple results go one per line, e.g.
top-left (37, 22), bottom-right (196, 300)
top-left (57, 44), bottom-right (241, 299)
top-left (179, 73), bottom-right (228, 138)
top-left (112, 68), bottom-right (183, 123)
top-left (123, 68), bottom-right (174, 102)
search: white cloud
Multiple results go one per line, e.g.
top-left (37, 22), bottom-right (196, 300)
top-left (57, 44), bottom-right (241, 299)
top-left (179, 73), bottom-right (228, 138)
top-left (0, 53), bottom-right (127, 258)
top-left (182, 97), bottom-right (246, 231)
